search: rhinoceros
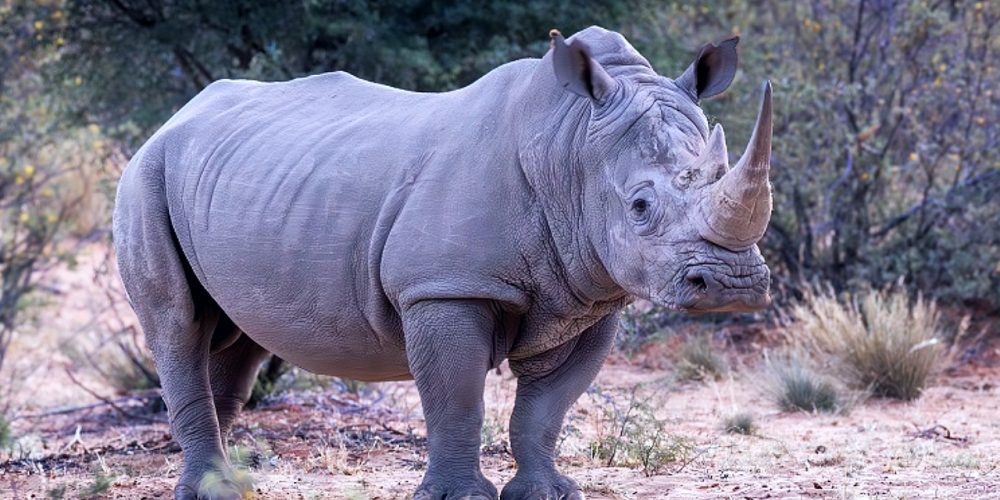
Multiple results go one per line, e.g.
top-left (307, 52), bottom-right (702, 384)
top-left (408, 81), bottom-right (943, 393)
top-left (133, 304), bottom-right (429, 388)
top-left (114, 25), bottom-right (773, 499)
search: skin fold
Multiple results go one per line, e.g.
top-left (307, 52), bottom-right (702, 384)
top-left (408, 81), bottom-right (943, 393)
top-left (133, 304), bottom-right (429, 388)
top-left (113, 26), bottom-right (772, 500)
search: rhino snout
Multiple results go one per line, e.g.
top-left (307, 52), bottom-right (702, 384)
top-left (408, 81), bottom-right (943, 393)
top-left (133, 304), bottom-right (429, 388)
top-left (675, 262), bottom-right (771, 313)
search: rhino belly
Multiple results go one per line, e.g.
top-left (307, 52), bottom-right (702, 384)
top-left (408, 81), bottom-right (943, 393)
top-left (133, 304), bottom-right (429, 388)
top-left (195, 249), bottom-right (412, 380)
top-left (179, 183), bottom-right (412, 381)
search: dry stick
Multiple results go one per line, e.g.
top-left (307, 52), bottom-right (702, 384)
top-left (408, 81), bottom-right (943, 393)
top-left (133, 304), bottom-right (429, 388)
top-left (63, 367), bottom-right (165, 424)
top-left (15, 393), bottom-right (160, 420)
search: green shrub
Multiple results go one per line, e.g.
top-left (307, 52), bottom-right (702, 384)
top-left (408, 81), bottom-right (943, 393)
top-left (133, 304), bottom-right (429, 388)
top-left (790, 287), bottom-right (950, 400)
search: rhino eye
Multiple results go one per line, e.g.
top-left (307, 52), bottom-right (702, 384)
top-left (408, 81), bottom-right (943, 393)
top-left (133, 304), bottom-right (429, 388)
top-left (631, 199), bottom-right (648, 214)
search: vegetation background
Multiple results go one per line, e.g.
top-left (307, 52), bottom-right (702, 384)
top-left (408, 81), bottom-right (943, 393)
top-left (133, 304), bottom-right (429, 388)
top-left (0, 0), bottom-right (998, 497)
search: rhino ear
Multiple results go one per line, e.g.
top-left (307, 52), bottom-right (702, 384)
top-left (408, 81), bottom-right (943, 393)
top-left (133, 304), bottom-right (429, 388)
top-left (676, 36), bottom-right (739, 100)
top-left (549, 29), bottom-right (617, 101)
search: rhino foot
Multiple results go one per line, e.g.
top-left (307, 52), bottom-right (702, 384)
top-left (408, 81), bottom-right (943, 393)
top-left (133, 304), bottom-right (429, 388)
top-left (413, 472), bottom-right (498, 500)
top-left (174, 484), bottom-right (243, 500)
top-left (173, 465), bottom-right (252, 500)
top-left (500, 471), bottom-right (583, 500)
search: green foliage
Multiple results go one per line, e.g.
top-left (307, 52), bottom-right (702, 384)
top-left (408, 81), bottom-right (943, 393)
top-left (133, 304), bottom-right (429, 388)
top-left (765, 353), bottom-right (842, 413)
top-left (2, 0), bottom-right (114, 379)
top-left (722, 412), bottom-right (755, 435)
top-left (28, 0), bottom-right (640, 149)
top-left (636, 1), bottom-right (1000, 308)
top-left (789, 286), bottom-right (952, 400)
top-left (675, 334), bottom-right (727, 381)
top-left (587, 385), bottom-right (694, 476)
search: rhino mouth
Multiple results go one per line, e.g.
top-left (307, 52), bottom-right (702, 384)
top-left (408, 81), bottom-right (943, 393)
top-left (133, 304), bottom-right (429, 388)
top-left (665, 256), bottom-right (771, 313)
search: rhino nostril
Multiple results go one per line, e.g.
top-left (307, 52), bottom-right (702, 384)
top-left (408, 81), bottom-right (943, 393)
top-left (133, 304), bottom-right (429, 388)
top-left (686, 274), bottom-right (707, 292)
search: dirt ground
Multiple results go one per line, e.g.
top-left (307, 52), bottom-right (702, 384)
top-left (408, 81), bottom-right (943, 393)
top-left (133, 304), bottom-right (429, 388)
top-left (1, 246), bottom-right (998, 499)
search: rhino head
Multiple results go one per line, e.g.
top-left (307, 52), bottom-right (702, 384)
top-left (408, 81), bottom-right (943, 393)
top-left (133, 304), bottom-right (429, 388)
top-left (528, 27), bottom-right (772, 313)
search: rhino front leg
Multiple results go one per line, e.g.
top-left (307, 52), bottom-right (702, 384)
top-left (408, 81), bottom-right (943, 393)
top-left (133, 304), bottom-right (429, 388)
top-left (503, 313), bottom-right (618, 500)
top-left (404, 300), bottom-right (499, 500)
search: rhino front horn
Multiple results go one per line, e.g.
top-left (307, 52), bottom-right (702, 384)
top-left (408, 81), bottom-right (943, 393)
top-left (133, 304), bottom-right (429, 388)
top-left (696, 80), bottom-right (773, 250)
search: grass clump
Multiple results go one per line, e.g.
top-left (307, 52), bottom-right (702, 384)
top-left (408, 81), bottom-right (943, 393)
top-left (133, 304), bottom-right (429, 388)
top-left (0, 409), bottom-right (11, 449)
top-left (675, 334), bottom-right (727, 382)
top-left (765, 354), bottom-right (841, 413)
top-left (79, 472), bottom-right (115, 499)
top-left (722, 412), bottom-right (756, 435)
top-left (790, 287), bottom-right (951, 400)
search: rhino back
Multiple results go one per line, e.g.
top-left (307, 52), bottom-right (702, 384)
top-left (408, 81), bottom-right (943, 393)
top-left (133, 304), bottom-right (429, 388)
top-left (150, 66), bottom-right (538, 377)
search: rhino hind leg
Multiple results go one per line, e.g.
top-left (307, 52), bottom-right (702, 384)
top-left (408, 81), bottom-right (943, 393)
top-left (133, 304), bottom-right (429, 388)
top-left (209, 331), bottom-right (270, 440)
top-left (114, 163), bottom-right (246, 500)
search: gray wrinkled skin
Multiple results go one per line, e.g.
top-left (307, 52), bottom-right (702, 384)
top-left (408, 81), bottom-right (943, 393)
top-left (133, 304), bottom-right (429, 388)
top-left (114, 26), bottom-right (771, 500)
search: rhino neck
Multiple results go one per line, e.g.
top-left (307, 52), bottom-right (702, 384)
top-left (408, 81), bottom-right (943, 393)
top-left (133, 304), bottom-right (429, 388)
top-left (516, 70), bottom-right (625, 306)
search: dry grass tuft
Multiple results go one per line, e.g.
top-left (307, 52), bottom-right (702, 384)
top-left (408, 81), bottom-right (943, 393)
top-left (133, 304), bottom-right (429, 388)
top-left (789, 287), bottom-right (954, 400)
top-left (722, 412), bottom-right (756, 435)
top-left (675, 334), bottom-right (727, 382)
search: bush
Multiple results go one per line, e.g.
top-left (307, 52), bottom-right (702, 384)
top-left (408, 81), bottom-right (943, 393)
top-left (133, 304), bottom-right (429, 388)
top-left (100, 341), bottom-right (160, 394)
top-left (790, 287), bottom-right (950, 400)
top-left (675, 334), bottom-right (727, 382)
top-left (587, 385), bottom-right (694, 476)
top-left (765, 354), bottom-right (841, 413)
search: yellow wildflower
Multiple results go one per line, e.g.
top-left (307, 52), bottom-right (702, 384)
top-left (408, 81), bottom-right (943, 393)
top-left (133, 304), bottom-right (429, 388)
top-left (34, 20), bottom-right (44, 30)
top-left (47, 214), bottom-right (58, 224)
top-left (23, 164), bottom-right (35, 176)
top-left (975, 2), bottom-right (984, 11)
top-left (94, 139), bottom-right (105, 149)
top-left (908, 153), bottom-right (919, 162)
top-left (938, 63), bottom-right (947, 73)
top-left (74, 76), bottom-right (82, 86)
top-left (55, 36), bottom-right (64, 46)
top-left (51, 10), bottom-right (64, 21)
top-left (19, 212), bottom-right (29, 223)
top-left (14, 175), bottom-right (24, 185)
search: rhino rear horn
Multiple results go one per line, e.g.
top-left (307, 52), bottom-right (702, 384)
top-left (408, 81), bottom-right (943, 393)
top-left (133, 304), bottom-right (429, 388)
top-left (549, 29), bottom-right (617, 101)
